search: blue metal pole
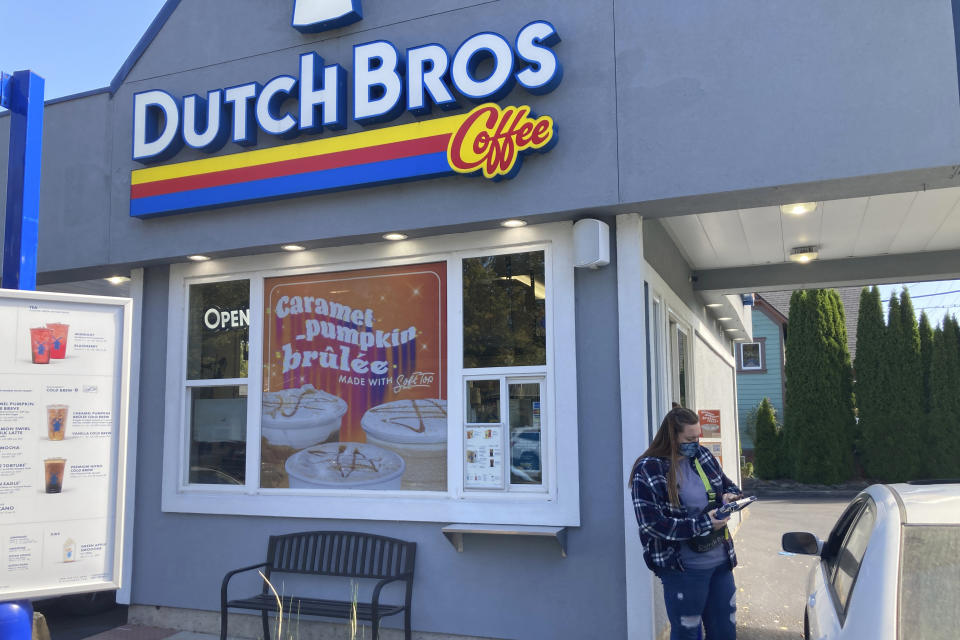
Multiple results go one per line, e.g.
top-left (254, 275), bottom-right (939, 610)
top-left (2, 70), bottom-right (45, 291)
top-left (0, 70), bottom-right (44, 640)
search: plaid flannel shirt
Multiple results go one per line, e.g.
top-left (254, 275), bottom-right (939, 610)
top-left (631, 446), bottom-right (740, 571)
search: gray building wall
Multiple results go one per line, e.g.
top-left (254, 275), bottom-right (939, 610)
top-left (0, 1), bottom-right (956, 279)
top-left (130, 255), bottom-right (628, 640)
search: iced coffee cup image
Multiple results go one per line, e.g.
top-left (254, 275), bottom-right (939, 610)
top-left (29, 327), bottom-right (54, 364)
top-left (45, 323), bottom-right (69, 359)
top-left (261, 384), bottom-right (348, 449)
top-left (63, 538), bottom-right (76, 563)
top-left (284, 442), bottom-right (405, 490)
top-left (361, 398), bottom-right (447, 491)
top-left (44, 457), bottom-right (66, 493)
top-left (47, 404), bottom-right (68, 441)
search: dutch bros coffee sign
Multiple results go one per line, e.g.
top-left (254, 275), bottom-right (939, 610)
top-left (129, 5), bottom-right (562, 218)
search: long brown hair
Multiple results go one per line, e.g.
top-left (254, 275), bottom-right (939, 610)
top-left (631, 407), bottom-right (699, 506)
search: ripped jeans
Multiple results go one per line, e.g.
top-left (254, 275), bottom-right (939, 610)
top-left (655, 563), bottom-right (736, 640)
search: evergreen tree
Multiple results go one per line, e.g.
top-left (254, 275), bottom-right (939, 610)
top-left (918, 312), bottom-right (934, 413)
top-left (894, 289), bottom-right (924, 479)
top-left (753, 398), bottom-right (783, 479)
top-left (930, 317), bottom-right (960, 478)
top-left (783, 289), bottom-right (855, 484)
top-left (854, 286), bottom-right (885, 476)
top-left (825, 289), bottom-right (856, 475)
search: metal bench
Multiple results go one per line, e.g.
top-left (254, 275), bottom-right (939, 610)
top-left (220, 530), bottom-right (416, 640)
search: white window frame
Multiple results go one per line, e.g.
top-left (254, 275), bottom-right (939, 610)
top-left (737, 341), bottom-right (764, 371)
top-left (161, 222), bottom-right (579, 526)
top-left (649, 295), bottom-right (670, 427)
top-left (644, 264), bottom-right (696, 414)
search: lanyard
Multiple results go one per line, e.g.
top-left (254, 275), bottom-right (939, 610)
top-left (693, 458), bottom-right (716, 503)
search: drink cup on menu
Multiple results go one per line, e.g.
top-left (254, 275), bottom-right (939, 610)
top-left (45, 323), bottom-right (69, 359)
top-left (44, 457), bottom-right (66, 493)
top-left (47, 405), bottom-right (68, 441)
top-left (361, 398), bottom-right (447, 491)
top-left (30, 327), bottom-right (53, 364)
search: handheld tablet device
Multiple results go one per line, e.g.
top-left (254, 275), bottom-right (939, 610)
top-left (715, 495), bottom-right (757, 518)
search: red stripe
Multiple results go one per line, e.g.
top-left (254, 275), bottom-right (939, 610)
top-left (131, 134), bottom-right (451, 199)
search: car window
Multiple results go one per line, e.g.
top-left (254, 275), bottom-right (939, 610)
top-left (822, 499), bottom-right (867, 571)
top-left (830, 501), bottom-right (876, 617)
top-left (898, 525), bottom-right (960, 640)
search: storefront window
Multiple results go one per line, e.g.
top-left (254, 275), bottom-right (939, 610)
top-left (463, 251), bottom-right (546, 368)
top-left (165, 226), bottom-right (579, 524)
top-left (509, 381), bottom-right (542, 485)
top-left (260, 263), bottom-right (447, 491)
top-left (188, 386), bottom-right (247, 484)
top-left (187, 280), bottom-right (249, 379)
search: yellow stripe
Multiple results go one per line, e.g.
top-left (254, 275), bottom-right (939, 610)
top-left (132, 114), bottom-right (466, 185)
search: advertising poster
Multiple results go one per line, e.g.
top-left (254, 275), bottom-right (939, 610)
top-left (698, 409), bottom-right (721, 439)
top-left (0, 290), bottom-right (130, 600)
top-left (262, 263), bottom-right (447, 491)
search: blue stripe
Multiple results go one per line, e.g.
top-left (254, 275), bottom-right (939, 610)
top-left (130, 152), bottom-right (452, 218)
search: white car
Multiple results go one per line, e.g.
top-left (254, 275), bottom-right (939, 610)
top-left (781, 482), bottom-right (960, 640)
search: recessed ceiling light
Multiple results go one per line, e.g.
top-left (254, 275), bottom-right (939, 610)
top-left (501, 219), bottom-right (527, 228)
top-left (717, 317), bottom-right (733, 321)
top-left (789, 245), bottom-right (819, 264)
top-left (187, 255), bottom-right (210, 262)
top-left (724, 328), bottom-right (740, 332)
top-left (104, 276), bottom-right (130, 285)
top-left (382, 233), bottom-right (408, 241)
top-left (732, 337), bottom-right (746, 341)
top-left (281, 244), bottom-right (306, 252)
top-left (705, 303), bottom-right (723, 308)
top-left (780, 202), bottom-right (817, 216)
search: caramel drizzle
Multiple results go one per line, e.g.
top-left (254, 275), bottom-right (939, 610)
top-left (308, 445), bottom-right (382, 478)
top-left (367, 399), bottom-right (446, 433)
top-left (264, 388), bottom-right (341, 418)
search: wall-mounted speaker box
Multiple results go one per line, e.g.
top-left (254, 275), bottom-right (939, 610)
top-left (573, 218), bottom-right (610, 269)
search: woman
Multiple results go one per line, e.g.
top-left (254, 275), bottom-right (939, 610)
top-left (630, 407), bottom-right (742, 640)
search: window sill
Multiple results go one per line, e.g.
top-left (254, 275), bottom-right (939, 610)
top-left (161, 489), bottom-right (580, 527)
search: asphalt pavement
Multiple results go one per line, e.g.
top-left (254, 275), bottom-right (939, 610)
top-left (733, 493), bottom-right (854, 640)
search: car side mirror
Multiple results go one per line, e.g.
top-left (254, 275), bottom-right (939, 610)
top-left (782, 531), bottom-right (820, 555)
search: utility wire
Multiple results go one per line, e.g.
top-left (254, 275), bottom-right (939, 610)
top-left (881, 288), bottom-right (960, 303)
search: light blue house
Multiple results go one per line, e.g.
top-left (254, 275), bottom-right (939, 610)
top-left (736, 295), bottom-right (788, 453)
top-left (737, 289), bottom-right (861, 456)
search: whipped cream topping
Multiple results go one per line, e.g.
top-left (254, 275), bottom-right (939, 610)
top-left (361, 398), bottom-right (447, 444)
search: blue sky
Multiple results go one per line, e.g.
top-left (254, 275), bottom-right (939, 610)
top-left (0, 2), bottom-right (168, 100)
top-left (877, 280), bottom-right (960, 328)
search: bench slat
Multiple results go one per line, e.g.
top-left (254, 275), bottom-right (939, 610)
top-left (265, 531), bottom-right (413, 579)
top-left (227, 594), bottom-right (405, 620)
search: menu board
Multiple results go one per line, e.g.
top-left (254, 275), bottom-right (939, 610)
top-left (0, 290), bottom-right (131, 600)
top-left (464, 425), bottom-right (503, 489)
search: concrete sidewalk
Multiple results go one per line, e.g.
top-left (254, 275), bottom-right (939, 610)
top-left (83, 627), bottom-right (228, 640)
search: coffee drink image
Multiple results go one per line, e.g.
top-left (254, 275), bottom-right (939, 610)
top-left (47, 405), bottom-right (68, 441)
top-left (44, 457), bottom-right (66, 493)
top-left (261, 384), bottom-right (348, 449)
top-left (285, 442), bottom-right (405, 490)
top-left (361, 398), bottom-right (447, 491)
